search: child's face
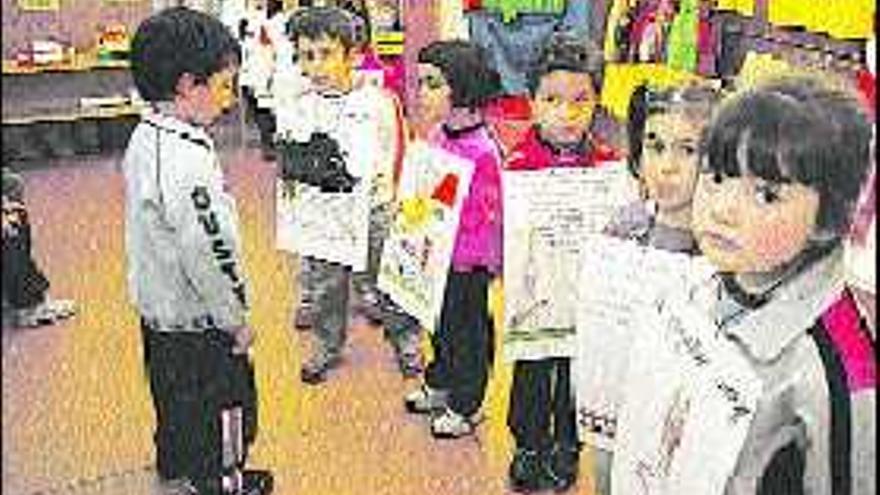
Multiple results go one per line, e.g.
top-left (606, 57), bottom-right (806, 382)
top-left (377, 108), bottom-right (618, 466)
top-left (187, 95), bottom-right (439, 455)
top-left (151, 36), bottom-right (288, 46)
top-left (415, 63), bottom-right (452, 128)
top-left (178, 65), bottom-right (238, 126)
top-left (533, 70), bottom-right (597, 146)
top-left (692, 171), bottom-right (820, 274)
top-left (297, 35), bottom-right (357, 93)
top-left (640, 111), bottom-right (701, 213)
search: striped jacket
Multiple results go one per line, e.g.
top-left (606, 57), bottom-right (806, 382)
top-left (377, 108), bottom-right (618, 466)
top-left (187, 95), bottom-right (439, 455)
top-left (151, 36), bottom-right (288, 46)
top-left (702, 250), bottom-right (876, 495)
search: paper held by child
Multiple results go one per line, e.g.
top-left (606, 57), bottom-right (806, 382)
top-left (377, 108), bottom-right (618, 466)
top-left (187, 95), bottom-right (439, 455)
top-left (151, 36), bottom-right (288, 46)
top-left (378, 141), bottom-right (473, 330)
top-left (611, 293), bottom-right (762, 495)
top-left (574, 234), bottom-right (714, 450)
top-left (502, 164), bottom-right (638, 362)
top-left (276, 181), bottom-right (371, 272)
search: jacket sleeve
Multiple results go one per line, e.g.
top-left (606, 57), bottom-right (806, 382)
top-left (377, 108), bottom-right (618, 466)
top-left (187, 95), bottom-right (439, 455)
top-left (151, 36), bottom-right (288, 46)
top-left (371, 88), bottom-right (405, 205)
top-left (164, 146), bottom-right (249, 330)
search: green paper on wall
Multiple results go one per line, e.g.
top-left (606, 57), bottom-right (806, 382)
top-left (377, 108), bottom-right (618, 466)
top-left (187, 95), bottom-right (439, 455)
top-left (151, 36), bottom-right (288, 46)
top-left (665, 0), bottom-right (698, 72)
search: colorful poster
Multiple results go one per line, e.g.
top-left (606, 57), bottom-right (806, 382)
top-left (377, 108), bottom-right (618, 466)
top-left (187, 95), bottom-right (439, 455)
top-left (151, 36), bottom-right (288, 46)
top-left (377, 141), bottom-right (473, 329)
top-left (575, 234), bottom-right (712, 450)
top-left (275, 181), bottom-right (371, 272)
top-left (502, 165), bottom-right (638, 361)
top-left (611, 294), bottom-right (761, 495)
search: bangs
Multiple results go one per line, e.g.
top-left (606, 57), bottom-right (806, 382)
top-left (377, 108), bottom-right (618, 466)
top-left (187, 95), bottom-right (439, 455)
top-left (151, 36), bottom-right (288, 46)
top-left (703, 90), bottom-right (829, 186)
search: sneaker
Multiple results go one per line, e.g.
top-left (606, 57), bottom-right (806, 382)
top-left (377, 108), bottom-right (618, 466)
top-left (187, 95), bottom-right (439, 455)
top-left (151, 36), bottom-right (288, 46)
top-left (397, 356), bottom-right (423, 378)
top-left (393, 337), bottom-right (423, 378)
top-left (158, 477), bottom-right (199, 495)
top-left (403, 385), bottom-right (448, 414)
top-left (241, 469), bottom-right (274, 495)
top-left (293, 307), bottom-right (313, 330)
top-left (14, 298), bottom-right (75, 328)
top-left (193, 469), bottom-right (273, 495)
top-left (508, 448), bottom-right (555, 493)
top-left (430, 407), bottom-right (481, 439)
top-left (549, 445), bottom-right (580, 492)
top-left (300, 353), bottom-right (342, 385)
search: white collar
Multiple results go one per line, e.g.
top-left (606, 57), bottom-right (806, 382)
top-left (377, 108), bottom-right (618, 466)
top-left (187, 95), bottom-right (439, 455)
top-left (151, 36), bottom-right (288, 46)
top-left (144, 105), bottom-right (212, 144)
top-left (713, 249), bottom-right (846, 363)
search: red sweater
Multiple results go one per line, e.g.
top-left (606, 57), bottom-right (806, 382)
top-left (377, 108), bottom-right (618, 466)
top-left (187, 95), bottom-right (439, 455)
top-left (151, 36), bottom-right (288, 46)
top-left (506, 127), bottom-right (621, 170)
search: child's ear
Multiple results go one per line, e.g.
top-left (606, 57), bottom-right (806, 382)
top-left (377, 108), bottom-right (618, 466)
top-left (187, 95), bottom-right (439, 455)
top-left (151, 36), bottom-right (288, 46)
top-left (175, 72), bottom-right (199, 99)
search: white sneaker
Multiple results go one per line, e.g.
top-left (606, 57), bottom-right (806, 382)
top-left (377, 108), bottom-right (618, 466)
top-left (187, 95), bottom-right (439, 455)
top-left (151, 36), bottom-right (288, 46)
top-left (403, 385), bottom-right (448, 414)
top-left (430, 407), bottom-right (482, 439)
top-left (158, 477), bottom-right (198, 495)
top-left (14, 298), bottom-right (75, 328)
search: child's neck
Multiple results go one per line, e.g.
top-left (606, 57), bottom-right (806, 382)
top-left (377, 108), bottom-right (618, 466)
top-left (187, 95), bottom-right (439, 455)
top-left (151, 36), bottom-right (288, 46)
top-left (655, 205), bottom-right (692, 231)
top-left (733, 244), bottom-right (824, 296)
top-left (443, 108), bottom-right (484, 132)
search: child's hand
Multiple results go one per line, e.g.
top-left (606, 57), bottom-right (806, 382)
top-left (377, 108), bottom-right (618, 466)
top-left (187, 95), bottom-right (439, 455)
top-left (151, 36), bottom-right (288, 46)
top-left (230, 325), bottom-right (254, 355)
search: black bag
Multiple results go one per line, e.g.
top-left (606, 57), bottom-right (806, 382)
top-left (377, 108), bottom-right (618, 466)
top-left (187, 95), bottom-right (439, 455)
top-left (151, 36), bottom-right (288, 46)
top-left (278, 132), bottom-right (360, 193)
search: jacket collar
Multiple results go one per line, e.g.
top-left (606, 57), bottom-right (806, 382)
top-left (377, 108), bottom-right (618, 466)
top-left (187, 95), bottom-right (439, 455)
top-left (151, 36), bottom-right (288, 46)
top-left (713, 249), bottom-right (846, 364)
top-left (145, 104), bottom-right (212, 144)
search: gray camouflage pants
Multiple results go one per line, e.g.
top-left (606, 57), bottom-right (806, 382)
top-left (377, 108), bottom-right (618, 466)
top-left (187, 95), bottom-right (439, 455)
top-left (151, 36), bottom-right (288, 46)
top-left (297, 204), bottom-right (421, 364)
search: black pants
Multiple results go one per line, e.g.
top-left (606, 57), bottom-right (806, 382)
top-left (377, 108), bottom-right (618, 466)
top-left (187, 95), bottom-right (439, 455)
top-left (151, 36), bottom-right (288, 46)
top-left (507, 358), bottom-right (577, 451)
top-left (141, 321), bottom-right (258, 485)
top-left (2, 212), bottom-right (48, 309)
top-left (425, 268), bottom-right (494, 416)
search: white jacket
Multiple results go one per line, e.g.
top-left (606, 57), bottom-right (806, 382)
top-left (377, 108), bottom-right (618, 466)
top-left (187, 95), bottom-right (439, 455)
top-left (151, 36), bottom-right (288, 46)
top-left (122, 110), bottom-right (248, 332)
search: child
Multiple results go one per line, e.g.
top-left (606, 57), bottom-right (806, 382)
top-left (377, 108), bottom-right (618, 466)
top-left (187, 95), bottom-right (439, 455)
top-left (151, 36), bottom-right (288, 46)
top-left (502, 33), bottom-right (621, 492)
top-left (277, 6), bottom-right (420, 384)
top-left (402, 40), bottom-right (504, 439)
top-left (123, 8), bottom-right (272, 494)
top-left (623, 77), bottom-right (875, 494)
top-left (605, 82), bottom-right (720, 252)
top-left (2, 167), bottom-right (76, 328)
top-left (593, 82), bottom-right (719, 494)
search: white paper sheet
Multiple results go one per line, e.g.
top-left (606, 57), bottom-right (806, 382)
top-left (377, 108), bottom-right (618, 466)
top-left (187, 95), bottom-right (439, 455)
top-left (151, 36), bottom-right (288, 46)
top-left (502, 164), bottom-right (638, 361)
top-left (611, 293), bottom-right (761, 495)
top-left (575, 235), bottom-right (712, 449)
top-left (377, 142), bottom-right (473, 329)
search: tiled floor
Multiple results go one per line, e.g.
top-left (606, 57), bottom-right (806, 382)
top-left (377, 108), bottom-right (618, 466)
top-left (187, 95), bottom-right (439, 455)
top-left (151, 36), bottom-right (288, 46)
top-left (2, 144), bottom-right (599, 495)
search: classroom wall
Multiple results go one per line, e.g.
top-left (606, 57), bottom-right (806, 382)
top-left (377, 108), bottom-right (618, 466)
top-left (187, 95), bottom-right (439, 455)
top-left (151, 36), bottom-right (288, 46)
top-left (1, 0), bottom-right (152, 60)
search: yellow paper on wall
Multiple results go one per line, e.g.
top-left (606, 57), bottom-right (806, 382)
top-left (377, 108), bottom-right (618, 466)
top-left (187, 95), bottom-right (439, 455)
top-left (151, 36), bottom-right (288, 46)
top-left (736, 51), bottom-right (854, 93)
top-left (18, 0), bottom-right (60, 10)
top-left (715, 0), bottom-right (754, 16)
top-left (769, 0), bottom-right (875, 39)
top-left (600, 63), bottom-right (700, 120)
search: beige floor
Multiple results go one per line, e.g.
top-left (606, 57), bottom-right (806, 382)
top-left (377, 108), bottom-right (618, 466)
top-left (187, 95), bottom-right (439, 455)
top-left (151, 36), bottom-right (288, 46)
top-left (2, 148), bottom-right (599, 495)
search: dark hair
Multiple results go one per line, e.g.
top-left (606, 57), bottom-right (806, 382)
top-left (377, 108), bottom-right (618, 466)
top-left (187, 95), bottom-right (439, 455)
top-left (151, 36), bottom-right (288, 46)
top-left (703, 77), bottom-right (872, 237)
top-left (627, 82), bottom-right (720, 176)
top-left (130, 7), bottom-right (240, 102)
top-left (332, 0), bottom-right (372, 45)
top-left (267, 0), bottom-right (284, 18)
top-left (528, 31), bottom-right (604, 95)
top-left (287, 6), bottom-right (366, 51)
top-left (418, 39), bottom-right (501, 110)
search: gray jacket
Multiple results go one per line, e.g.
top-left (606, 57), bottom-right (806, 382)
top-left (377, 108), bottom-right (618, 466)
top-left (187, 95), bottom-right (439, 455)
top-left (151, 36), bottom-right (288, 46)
top-left (704, 251), bottom-right (876, 495)
top-left (122, 111), bottom-right (248, 332)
